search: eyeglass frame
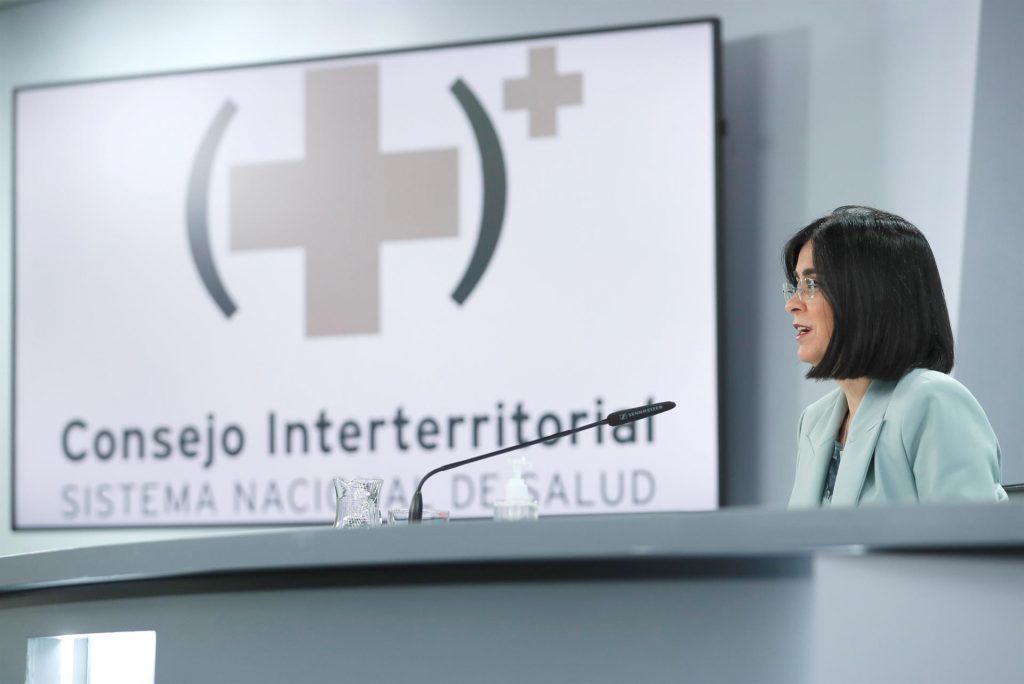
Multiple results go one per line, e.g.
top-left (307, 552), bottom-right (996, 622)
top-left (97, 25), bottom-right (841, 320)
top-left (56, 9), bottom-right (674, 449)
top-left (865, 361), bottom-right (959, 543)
top-left (782, 277), bottom-right (822, 303)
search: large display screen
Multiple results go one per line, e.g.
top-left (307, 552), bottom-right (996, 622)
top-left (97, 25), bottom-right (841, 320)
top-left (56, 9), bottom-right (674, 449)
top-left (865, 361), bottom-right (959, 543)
top-left (13, 20), bottom-right (721, 527)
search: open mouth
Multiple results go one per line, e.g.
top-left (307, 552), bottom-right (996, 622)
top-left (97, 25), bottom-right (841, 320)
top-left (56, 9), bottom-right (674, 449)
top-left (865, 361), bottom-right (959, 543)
top-left (794, 324), bottom-right (812, 340)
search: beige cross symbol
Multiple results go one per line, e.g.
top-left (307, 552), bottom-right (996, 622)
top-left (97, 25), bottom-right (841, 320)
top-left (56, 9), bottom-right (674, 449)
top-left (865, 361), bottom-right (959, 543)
top-left (229, 65), bottom-right (459, 336)
top-left (504, 46), bottom-right (583, 138)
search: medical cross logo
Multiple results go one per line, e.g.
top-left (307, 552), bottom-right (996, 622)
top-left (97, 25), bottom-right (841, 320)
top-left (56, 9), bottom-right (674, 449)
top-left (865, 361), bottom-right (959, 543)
top-left (185, 47), bottom-right (584, 337)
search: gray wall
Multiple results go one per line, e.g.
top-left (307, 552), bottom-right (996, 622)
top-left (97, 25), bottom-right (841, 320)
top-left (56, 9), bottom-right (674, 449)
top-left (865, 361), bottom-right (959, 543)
top-left (958, 0), bottom-right (1024, 484)
top-left (0, 0), bottom-right (986, 554)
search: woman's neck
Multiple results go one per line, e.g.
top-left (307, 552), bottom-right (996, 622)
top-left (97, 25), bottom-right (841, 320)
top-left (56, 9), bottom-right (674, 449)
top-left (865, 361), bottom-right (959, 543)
top-left (837, 377), bottom-right (871, 418)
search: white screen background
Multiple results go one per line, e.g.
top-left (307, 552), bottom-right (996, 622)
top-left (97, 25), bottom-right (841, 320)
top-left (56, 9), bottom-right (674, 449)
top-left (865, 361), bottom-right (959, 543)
top-left (14, 23), bottom-right (718, 527)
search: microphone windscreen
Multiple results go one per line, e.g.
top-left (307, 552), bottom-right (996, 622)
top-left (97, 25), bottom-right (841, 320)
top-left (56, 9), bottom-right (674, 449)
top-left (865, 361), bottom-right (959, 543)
top-left (606, 401), bottom-right (676, 427)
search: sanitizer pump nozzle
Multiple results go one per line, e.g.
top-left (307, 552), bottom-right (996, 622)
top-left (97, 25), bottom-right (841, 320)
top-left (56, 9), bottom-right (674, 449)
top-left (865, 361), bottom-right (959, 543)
top-left (493, 456), bottom-right (539, 521)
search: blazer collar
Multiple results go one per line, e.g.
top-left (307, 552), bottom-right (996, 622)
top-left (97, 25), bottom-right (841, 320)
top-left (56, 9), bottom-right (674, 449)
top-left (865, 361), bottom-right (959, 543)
top-left (789, 378), bottom-right (899, 508)
top-left (807, 391), bottom-right (848, 449)
top-left (829, 378), bottom-right (898, 506)
top-left (790, 391), bottom-right (848, 507)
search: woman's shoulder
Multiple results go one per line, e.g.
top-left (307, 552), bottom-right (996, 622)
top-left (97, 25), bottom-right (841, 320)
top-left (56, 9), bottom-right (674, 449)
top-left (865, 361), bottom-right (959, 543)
top-left (889, 368), bottom-right (987, 424)
top-left (892, 368), bottom-right (977, 403)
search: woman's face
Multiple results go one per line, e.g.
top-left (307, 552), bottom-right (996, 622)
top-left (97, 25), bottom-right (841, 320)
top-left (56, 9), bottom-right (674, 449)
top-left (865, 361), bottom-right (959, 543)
top-left (786, 241), bottom-right (834, 366)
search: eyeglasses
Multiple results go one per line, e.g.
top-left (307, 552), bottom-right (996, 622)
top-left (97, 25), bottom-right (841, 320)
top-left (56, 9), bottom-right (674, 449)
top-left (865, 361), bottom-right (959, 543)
top-left (782, 278), bottom-right (821, 303)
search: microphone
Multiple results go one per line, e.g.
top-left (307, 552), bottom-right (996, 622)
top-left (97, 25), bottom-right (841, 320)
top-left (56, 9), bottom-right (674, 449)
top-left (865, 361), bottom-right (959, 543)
top-left (408, 400), bottom-right (675, 522)
top-left (607, 401), bottom-right (676, 426)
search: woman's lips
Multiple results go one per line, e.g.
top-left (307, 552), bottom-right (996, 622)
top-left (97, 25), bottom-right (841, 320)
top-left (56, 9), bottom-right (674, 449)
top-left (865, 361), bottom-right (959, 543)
top-left (794, 324), bottom-right (812, 341)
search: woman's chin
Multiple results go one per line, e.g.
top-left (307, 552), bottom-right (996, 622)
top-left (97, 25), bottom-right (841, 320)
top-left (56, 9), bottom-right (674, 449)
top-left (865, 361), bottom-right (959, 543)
top-left (797, 350), bottom-right (822, 366)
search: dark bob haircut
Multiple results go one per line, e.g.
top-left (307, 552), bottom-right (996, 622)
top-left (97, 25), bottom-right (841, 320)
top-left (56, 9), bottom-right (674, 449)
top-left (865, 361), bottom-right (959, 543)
top-left (783, 205), bottom-right (954, 381)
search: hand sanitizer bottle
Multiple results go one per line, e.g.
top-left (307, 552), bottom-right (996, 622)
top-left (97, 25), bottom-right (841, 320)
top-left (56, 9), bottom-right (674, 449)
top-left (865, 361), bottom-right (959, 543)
top-left (493, 456), bottom-right (539, 521)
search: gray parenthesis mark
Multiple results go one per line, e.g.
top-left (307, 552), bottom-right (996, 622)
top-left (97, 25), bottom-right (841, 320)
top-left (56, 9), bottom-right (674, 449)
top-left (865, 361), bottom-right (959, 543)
top-left (450, 79), bottom-right (507, 305)
top-left (187, 100), bottom-right (238, 317)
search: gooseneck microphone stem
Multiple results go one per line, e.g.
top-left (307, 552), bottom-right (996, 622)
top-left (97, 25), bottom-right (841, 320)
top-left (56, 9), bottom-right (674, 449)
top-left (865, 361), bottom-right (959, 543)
top-left (408, 419), bottom-right (605, 523)
top-left (407, 400), bottom-right (675, 522)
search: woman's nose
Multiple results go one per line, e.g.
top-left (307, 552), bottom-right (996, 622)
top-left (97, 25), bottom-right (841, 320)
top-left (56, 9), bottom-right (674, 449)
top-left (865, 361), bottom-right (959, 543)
top-left (785, 292), bottom-right (803, 312)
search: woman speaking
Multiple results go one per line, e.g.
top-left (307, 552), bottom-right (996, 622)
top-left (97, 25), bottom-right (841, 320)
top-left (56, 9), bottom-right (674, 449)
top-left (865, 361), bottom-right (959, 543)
top-left (784, 206), bottom-right (1007, 507)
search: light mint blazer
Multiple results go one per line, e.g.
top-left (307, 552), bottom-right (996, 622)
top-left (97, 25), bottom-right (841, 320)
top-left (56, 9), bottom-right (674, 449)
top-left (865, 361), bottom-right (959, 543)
top-left (789, 368), bottom-right (1008, 507)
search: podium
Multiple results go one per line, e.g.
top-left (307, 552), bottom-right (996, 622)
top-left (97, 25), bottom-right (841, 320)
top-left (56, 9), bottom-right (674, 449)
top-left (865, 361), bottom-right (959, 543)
top-left (2, 506), bottom-right (1023, 683)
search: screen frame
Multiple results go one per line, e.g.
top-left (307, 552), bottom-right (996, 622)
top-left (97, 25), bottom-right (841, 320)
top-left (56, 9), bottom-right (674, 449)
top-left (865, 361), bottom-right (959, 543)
top-left (10, 17), bottom-right (724, 530)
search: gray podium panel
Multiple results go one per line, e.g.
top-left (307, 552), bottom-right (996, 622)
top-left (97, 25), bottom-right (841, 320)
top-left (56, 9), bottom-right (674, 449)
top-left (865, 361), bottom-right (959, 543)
top-left (0, 561), bottom-right (812, 683)
top-left (815, 553), bottom-right (1024, 684)
top-left (2, 507), bottom-right (1023, 683)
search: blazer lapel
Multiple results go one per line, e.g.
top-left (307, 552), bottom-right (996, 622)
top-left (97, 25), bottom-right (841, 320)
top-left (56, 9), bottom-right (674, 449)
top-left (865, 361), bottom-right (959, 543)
top-left (789, 392), bottom-right (848, 507)
top-left (829, 379), bottom-right (898, 506)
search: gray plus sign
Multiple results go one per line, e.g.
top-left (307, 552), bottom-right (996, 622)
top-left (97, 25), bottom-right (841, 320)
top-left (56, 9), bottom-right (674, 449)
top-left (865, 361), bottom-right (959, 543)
top-left (229, 64), bottom-right (459, 336)
top-left (504, 46), bottom-right (583, 138)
